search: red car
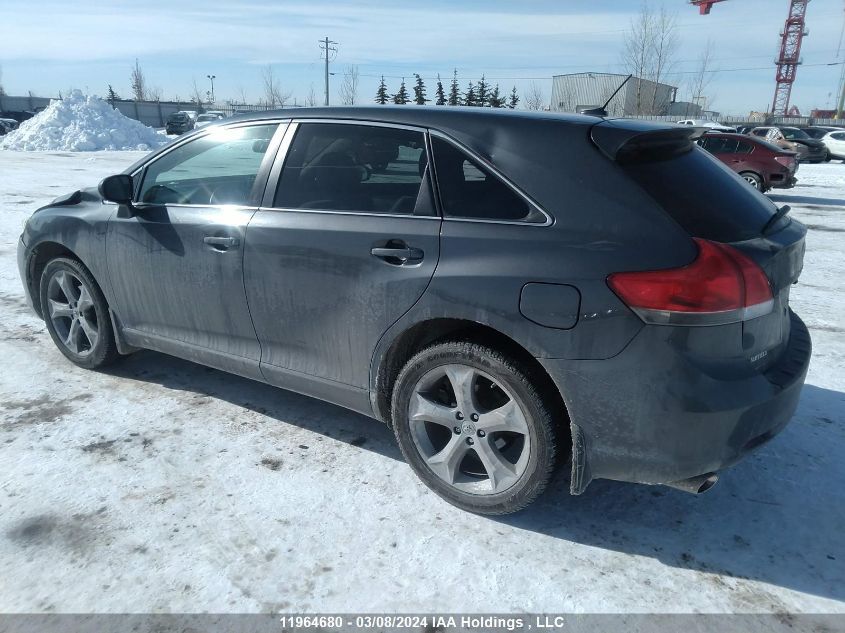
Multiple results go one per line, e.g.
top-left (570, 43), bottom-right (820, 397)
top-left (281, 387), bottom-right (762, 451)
top-left (698, 132), bottom-right (798, 192)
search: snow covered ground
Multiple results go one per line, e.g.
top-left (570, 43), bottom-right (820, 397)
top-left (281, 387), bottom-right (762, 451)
top-left (0, 150), bottom-right (843, 614)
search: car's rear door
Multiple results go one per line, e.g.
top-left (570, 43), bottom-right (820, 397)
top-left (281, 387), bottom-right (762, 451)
top-left (243, 121), bottom-right (440, 410)
top-left (106, 122), bottom-right (285, 379)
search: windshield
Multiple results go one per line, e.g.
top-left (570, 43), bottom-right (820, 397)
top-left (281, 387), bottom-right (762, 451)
top-left (781, 128), bottom-right (809, 140)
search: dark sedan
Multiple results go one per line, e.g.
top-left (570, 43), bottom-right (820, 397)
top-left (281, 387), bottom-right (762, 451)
top-left (749, 126), bottom-right (828, 163)
top-left (699, 132), bottom-right (798, 191)
top-left (17, 108), bottom-right (810, 514)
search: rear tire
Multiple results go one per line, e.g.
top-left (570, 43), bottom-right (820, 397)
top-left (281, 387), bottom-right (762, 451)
top-left (391, 341), bottom-right (559, 515)
top-left (39, 257), bottom-right (120, 370)
top-left (740, 171), bottom-right (763, 191)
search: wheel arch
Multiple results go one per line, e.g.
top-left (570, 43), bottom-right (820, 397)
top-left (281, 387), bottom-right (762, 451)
top-left (372, 318), bottom-right (570, 432)
top-left (26, 241), bottom-right (81, 318)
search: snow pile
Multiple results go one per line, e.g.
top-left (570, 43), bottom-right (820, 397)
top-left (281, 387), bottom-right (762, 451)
top-left (0, 90), bottom-right (167, 152)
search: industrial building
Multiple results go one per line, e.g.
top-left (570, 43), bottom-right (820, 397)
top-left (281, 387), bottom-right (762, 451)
top-left (550, 72), bottom-right (678, 116)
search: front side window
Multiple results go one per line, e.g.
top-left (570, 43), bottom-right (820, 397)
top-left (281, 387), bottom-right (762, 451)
top-left (430, 136), bottom-right (543, 223)
top-left (138, 124), bottom-right (279, 206)
top-left (274, 123), bottom-right (434, 215)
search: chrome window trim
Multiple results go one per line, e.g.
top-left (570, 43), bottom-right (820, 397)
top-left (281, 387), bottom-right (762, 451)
top-left (256, 206), bottom-right (441, 220)
top-left (428, 129), bottom-right (553, 227)
top-left (288, 118), bottom-right (428, 134)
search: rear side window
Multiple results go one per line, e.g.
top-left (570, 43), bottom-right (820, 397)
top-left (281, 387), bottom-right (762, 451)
top-left (623, 146), bottom-right (778, 242)
top-left (431, 136), bottom-right (543, 222)
top-left (274, 123), bottom-right (434, 215)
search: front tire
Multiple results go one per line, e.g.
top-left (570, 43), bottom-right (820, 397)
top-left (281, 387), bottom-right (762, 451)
top-left (39, 257), bottom-right (120, 369)
top-left (391, 341), bottom-right (559, 515)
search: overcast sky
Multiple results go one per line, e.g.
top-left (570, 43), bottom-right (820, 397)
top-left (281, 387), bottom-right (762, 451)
top-left (2, 0), bottom-right (844, 114)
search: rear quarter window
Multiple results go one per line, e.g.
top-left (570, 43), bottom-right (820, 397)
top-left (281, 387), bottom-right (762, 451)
top-left (623, 146), bottom-right (779, 242)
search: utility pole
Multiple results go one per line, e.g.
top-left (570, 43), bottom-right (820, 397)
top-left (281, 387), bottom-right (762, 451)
top-left (319, 36), bottom-right (338, 106)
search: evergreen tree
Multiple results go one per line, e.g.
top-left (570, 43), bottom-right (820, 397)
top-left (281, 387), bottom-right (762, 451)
top-left (392, 78), bottom-right (410, 105)
top-left (489, 84), bottom-right (504, 108)
top-left (106, 84), bottom-right (120, 109)
top-left (434, 74), bottom-right (446, 106)
top-left (508, 86), bottom-right (520, 109)
top-left (476, 74), bottom-right (489, 107)
top-left (412, 73), bottom-right (429, 105)
top-left (464, 82), bottom-right (476, 107)
top-left (375, 76), bottom-right (389, 104)
top-left (448, 69), bottom-right (461, 106)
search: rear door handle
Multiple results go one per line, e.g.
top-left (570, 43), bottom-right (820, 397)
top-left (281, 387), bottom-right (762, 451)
top-left (371, 246), bottom-right (424, 263)
top-left (203, 236), bottom-right (239, 249)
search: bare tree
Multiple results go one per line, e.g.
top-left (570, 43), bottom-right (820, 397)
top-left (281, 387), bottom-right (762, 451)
top-left (148, 85), bottom-right (162, 102)
top-left (0, 65), bottom-right (6, 97)
top-left (622, 3), bottom-right (653, 114)
top-left (235, 85), bottom-right (248, 105)
top-left (261, 65), bottom-right (292, 107)
top-left (622, 2), bottom-right (678, 115)
top-left (687, 39), bottom-right (717, 114)
top-left (648, 5), bottom-right (678, 114)
top-left (339, 65), bottom-right (359, 106)
top-left (130, 58), bottom-right (147, 101)
top-left (190, 79), bottom-right (205, 106)
top-left (306, 83), bottom-right (317, 107)
top-left (524, 82), bottom-right (546, 111)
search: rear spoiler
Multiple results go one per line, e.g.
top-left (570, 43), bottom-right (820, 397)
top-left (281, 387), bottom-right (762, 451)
top-left (590, 119), bottom-right (704, 163)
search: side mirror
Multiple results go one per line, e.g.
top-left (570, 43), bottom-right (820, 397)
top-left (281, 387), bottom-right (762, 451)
top-left (98, 174), bottom-right (134, 205)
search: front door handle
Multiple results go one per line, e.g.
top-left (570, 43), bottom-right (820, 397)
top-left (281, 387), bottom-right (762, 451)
top-left (203, 236), bottom-right (239, 249)
top-left (371, 246), bottom-right (424, 264)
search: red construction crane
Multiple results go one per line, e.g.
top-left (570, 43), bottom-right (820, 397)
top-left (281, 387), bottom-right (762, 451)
top-left (691, 1), bottom-right (810, 116)
top-left (772, 0), bottom-right (810, 115)
top-left (690, 0), bottom-right (727, 15)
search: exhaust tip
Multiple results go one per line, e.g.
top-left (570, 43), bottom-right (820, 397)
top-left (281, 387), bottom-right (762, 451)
top-left (665, 472), bottom-right (719, 495)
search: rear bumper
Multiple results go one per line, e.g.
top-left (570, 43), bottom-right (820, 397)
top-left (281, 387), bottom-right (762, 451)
top-left (540, 310), bottom-right (811, 493)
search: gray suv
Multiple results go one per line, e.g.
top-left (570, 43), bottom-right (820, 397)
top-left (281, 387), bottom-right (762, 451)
top-left (17, 107), bottom-right (811, 514)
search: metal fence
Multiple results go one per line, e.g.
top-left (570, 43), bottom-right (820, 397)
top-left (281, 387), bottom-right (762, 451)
top-left (623, 113), bottom-right (845, 127)
top-left (0, 94), bottom-right (295, 128)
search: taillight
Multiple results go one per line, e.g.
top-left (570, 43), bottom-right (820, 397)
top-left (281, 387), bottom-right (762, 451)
top-left (607, 238), bottom-right (774, 326)
top-left (774, 155), bottom-right (795, 167)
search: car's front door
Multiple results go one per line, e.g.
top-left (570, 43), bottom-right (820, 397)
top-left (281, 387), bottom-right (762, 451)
top-left (106, 122), bottom-right (285, 379)
top-left (243, 122), bottom-right (441, 410)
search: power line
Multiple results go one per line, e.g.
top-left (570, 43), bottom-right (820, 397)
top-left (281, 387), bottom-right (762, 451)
top-left (359, 60), bottom-right (845, 83)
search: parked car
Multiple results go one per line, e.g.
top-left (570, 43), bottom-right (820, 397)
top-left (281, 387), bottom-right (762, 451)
top-left (17, 108), bottom-right (810, 514)
top-left (165, 111), bottom-right (195, 135)
top-left (195, 113), bottom-right (224, 128)
top-left (749, 126), bottom-right (828, 163)
top-left (0, 117), bottom-right (19, 135)
top-left (677, 118), bottom-right (736, 132)
top-left (799, 125), bottom-right (841, 140)
top-left (698, 132), bottom-right (798, 191)
top-left (818, 129), bottom-right (845, 161)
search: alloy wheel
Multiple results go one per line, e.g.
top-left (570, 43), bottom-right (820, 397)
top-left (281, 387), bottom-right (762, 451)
top-left (46, 270), bottom-right (99, 357)
top-left (408, 363), bottom-right (531, 495)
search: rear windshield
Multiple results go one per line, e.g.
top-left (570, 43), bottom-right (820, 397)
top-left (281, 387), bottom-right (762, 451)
top-left (623, 146), bottom-right (778, 242)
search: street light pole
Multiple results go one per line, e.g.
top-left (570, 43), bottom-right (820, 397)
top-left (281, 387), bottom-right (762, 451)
top-left (206, 74), bottom-right (216, 104)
